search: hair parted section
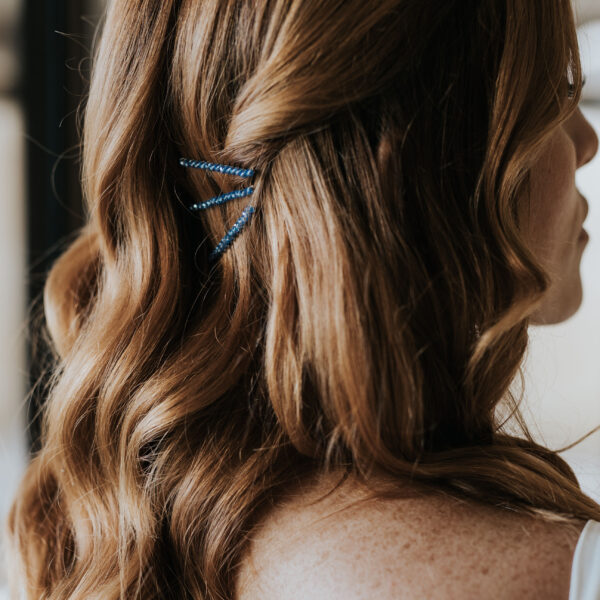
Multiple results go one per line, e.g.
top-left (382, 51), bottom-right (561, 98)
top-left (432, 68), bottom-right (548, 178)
top-left (8, 0), bottom-right (599, 598)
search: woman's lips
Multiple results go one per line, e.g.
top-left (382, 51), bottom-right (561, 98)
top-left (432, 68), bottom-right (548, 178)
top-left (580, 193), bottom-right (589, 223)
top-left (578, 193), bottom-right (590, 239)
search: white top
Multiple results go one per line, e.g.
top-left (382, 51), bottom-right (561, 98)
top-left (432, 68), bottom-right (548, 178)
top-left (570, 520), bottom-right (600, 599)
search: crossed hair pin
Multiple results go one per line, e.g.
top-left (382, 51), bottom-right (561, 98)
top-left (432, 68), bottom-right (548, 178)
top-left (179, 157), bottom-right (256, 262)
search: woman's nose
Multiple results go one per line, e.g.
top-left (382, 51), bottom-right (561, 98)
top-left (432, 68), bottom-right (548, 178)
top-left (569, 108), bottom-right (599, 168)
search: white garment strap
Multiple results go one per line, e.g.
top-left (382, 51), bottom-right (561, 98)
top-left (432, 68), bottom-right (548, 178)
top-left (570, 520), bottom-right (600, 600)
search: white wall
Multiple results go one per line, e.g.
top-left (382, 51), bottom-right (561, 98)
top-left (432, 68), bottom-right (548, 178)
top-left (580, 21), bottom-right (600, 101)
top-left (574, 0), bottom-right (600, 24)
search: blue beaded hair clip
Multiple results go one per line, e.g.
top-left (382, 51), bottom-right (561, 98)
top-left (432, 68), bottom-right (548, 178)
top-left (179, 158), bottom-right (256, 262)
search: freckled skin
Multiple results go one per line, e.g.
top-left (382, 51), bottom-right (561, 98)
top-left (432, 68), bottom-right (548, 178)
top-left (524, 108), bottom-right (599, 324)
top-left (236, 472), bottom-right (586, 600)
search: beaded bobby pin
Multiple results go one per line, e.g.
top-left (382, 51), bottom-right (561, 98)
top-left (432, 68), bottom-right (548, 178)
top-left (179, 158), bottom-right (256, 262)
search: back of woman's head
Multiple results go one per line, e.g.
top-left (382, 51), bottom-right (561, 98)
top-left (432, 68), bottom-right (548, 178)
top-left (9, 1), bottom-right (600, 598)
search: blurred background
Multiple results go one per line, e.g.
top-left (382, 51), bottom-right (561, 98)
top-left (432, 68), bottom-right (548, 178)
top-left (0, 0), bottom-right (104, 588)
top-left (0, 0), bottom-right (600, 590)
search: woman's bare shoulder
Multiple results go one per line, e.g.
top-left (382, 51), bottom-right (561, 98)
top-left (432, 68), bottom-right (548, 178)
top-left (235, 471), bottom-right (586, 600)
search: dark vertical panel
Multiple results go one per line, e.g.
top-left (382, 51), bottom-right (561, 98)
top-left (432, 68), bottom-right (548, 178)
top-left (24, 1), bottom-right (96, 453)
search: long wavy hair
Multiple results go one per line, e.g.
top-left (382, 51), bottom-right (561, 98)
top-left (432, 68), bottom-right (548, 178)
top-left (8, 0), bottom-right (600, 598)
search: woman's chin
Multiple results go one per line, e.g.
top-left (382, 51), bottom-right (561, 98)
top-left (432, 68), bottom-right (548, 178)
top-left (529, 279), bottom-right (584, 325)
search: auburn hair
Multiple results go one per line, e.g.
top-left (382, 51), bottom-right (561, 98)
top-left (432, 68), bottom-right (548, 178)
top-left (8, 0), bottom-right (600, 598)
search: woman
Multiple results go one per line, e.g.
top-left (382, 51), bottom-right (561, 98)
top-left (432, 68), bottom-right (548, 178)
top-left (7, 0), bottom-right (600, 598)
